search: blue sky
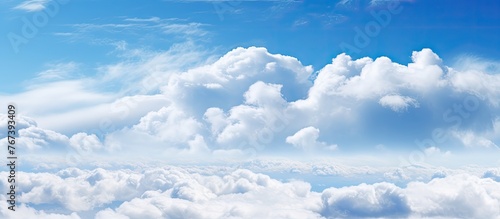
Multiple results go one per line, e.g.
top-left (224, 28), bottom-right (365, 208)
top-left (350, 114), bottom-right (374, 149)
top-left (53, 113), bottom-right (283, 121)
top-left (2, 0), bottom-right (499, 92)
top-left (1, 0), bottom-right (500, 218)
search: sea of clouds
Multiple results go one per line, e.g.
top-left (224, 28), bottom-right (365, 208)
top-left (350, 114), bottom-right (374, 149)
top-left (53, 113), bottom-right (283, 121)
top-left (1, 46), bottom-right (500, 218)
top-left (1, 166), bottom-right (500, 218)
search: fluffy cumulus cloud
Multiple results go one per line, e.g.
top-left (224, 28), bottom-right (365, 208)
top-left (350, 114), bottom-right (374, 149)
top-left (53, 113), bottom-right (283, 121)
top-left (204, 81), bottom-right (290, 150)
top-left (69, 133), bottom-right (103, 153)
top-left (17, 126), bottom-right (69, 151)
top-left (161, 46), bottom-right (313, 117)
top-left (286, 126), bottom-right (337, 151)
top-left (379, 94), bottom-right (419, 112)
top-left (0, 167), bottom-right (322, 218)
top-left (132, 104), bottom-right (202, 145)
top-left (4, 47), bottom-right (500, 166)
top-left (322, 173), bottom-right (500, 218)
top-left (2, 167), bottom-right (500, 218)
top-left (164, 47), bottom-right (498, 154)
top-left (0, 201), bottom-right (80, 219)
top-left (0, 114), bottom-right (110, 170)
top-left (406, 174), bottom-right (500, 218)
top-left (0, 114), bottom-right (106, 154)
top-left (321, 182), bottom-right (411, 218)
top-left (448, 65), bottom-right (500, 106)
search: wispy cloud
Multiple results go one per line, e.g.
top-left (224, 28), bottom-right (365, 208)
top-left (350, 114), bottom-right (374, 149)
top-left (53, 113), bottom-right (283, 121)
top-left (53, 32), bottom-right (75, 37)
top-left (336, 0), bottom-right (414, 10)
top-left (124, 17), bottom-right (161, 22)
top-left (35, 62), bottom-right (79, 81)
top-left (55, 17), bottom-right (210, 47)
top-left (336, 0), bottom-right (361, 10)
top-left (161, 22), bottom-right (209, 36)
top-left (164, 0), bottom-right (301, 1)
top-left (370, 0), bottom-right (415, 6)
top-left (308, 12), bottom-right (349, 28)
top-left (292, 18), bottom-right (309, 27)
top-left (13, 0), bottom-right (51, 12)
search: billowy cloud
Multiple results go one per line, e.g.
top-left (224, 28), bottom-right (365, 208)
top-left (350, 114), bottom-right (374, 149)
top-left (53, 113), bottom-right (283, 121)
top-left (1, 167), bottom-right (500, 218)
top-left (3, 47), bottom-right (500, 164)
top-left (379, 94), bottom-right (419, 112)
top-left (286, 126), bottom-right (337, 151)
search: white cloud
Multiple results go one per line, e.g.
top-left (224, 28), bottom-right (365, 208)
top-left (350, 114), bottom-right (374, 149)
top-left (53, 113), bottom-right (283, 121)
top-left (244, 81), bottom-right (286, 107)
top-left (161, 46), bottom-right (313, 109)
top-left (13, 0), bottom-right (51, 12)
top-left (452, 55), bottom-right (500, 75)
top-left (35, 62), bottom-right (79, 81)
top-left (133, 105), bottom-right (202, 144)
top-left (1, 167), bottom-right (322, 218)
top-left (69, 133), bottom-right (103, 153)
top-left (16, 126), bottom-right (69, 151)
top-left (203, 81), bottom-right (292, 150)
top-left (66, 19), bottom-right (211, 49)
top-left (423, 146), bottom-right (451, 157)
top-left (5, 47), bottom-right (500, 161)
top-left (6, 80), bottom-right (115, 116)
top-left (0, 115), bottom-right (37, 139)
top-left (291, 50), bottom-right (436, 122)
top-left (336, 0), bottom-right (359, 9)
top-left (101, 104), bottom-right (214, 160)
top-left (322, 173), bottom-right (500, 218)
top-left (124, 17), bottom-right (161, 22)
top-left (11, 42), bottom-right (209, 135)
top-left (286, 126), bottom-right (337, 151)
top-left (2, 119), bottom-right (80, 158)
top-left (4, 168), bottom-right (143, 212)
top-left (346, 49), bottom-right (443, 97)
top-left (448, 67), bottom-right (500, 106)
top-left (451, 130), bottom-right (498, 148)
top-left (162, 22), bottom-right (208, 36)
top-left (406, 174), bottom-right (500, 218)
top-left (384, 168), bottom-right (410, 181)
top-left (37, 94), bottom-right (170, 135)
top-left (379, 94), bottom-right (419, 112)
top-left (321, 182), bottom-right (411, 217)
top-left (2, 167), bottom-right (500, 218)
top-left (0, 199), bottom-right (80, 219)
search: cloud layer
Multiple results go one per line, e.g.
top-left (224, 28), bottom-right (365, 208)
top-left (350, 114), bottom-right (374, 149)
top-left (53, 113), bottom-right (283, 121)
top-left (1, 167), bottom-right (500, 218)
